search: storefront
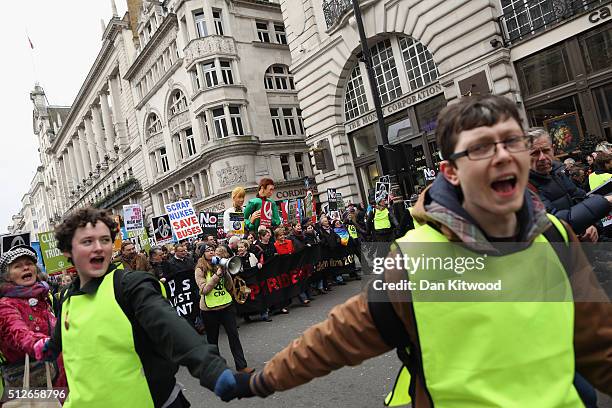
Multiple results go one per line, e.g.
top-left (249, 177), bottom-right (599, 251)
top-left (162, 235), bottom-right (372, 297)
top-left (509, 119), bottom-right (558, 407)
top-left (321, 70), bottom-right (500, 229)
top-left (514, 18), bottom-right (612, 156)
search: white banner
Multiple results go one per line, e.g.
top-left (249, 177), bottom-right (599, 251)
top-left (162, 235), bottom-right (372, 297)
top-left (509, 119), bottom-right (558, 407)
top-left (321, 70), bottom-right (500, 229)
top-left (123, 204), bottom-right (144, 232)
top-left (164, 199), bottom-right (202, 240)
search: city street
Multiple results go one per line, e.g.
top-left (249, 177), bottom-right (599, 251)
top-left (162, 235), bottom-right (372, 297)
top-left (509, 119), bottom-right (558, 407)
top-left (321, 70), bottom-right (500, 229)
top-left (177, 279), bottom-right (403, 407)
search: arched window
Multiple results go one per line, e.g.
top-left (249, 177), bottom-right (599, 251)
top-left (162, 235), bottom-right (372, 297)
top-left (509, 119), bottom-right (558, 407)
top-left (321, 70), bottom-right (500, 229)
top-left (264, 65), bottom-right (295, 91)
top-left (344, 65), bottom-right (369, 121)
top-left (168, 89), bottom-right (188, 116)
top-left (146, 113), bottom-right (162, 136)
top-left (399, 37), bottom-right (438, 91)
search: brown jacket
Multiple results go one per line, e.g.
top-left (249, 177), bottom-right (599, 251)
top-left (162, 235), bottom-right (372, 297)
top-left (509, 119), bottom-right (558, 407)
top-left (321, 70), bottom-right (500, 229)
top-left (249, 184), bottom-right (612, 405)
top-left (194, 266), bottom-right (234, 312)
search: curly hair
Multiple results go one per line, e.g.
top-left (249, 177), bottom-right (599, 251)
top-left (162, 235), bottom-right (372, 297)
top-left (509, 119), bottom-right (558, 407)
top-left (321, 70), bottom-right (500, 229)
top-left (55, 207), bottom-right (118, 254)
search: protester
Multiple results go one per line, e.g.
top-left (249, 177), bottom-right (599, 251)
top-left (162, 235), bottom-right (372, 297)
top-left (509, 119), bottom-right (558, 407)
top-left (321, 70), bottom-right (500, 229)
top-left (164, 244), bottom-right (196, 280)
top-left (570, 166), bottom-right (589, 192)
top-left (287, 221), bottom-right (306, 252)
top-left (0, 246), bottom-right (67, 395)
top-left (244, 178), bottom-right (281, 232)
top-left (316, 215), bottom-right (344, 289)
top-left (528, 128), bottom-right (612, 241)
top-left (149, 246), bottom-right (167, 280)
top-left (42, 207), bottom-right (237, 407)
top-left (227, 236), bottom-right (241, 257)
top-left (366, 196), bottom-right (398, 242)
top-left (223, 187), bottom-right (247, 235)
top-left (195, 245), bottom-right (253, 374)
top-left (589, 152), bottom-right (611, 190)
top-left (205, 235), bottom-right (217, 248)
top-left (251, 228), bottom-right (277, 265)
top-left (216, 95), bottom-right (612, 406)
top-left (273, 227), bottom-right (294, 255)
top-left (115, 241), bottom-right (151, 272)
top-left (236, 240), bottom-right (260, 271)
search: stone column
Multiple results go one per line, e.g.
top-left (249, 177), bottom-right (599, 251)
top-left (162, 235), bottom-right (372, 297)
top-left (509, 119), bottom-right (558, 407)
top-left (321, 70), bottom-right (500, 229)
top-left (288, 153), bottom-right (299, 179)
top-left (70, 138), bottom-right (85, 185)
top-left (223, 104), bottom-right (233, 136)
top-left (302, 152), bottom-right (313, 177)
top-left (240, 105), bottom-right (251, 135)
top-left (214, 57), bottom-right (223, 83)
top-left (108, 75), bottom-right (127, 150)
top-left (99, 90), bottom-right (116, 157)
top-left (62, 151), bottom-right (73, 190)
top-left (80, 121), bottom-right (94, 175)
top-left (205, 110), bottom-right (215, 140)
top-left (91, 103), bottom-right (106, 166)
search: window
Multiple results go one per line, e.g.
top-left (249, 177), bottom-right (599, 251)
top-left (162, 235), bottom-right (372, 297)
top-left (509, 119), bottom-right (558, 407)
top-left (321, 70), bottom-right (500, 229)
top-left (201, 61), bottom-right (218, 87)
top-left (169, 90), bottom-right (187, 116)
top-left (256, 21), bottom-right (270, 42)
top-left (229, 106), bottom-right (244, 135)
top-left (192, 70), bottom-right (202, 90)
top-left (213, 9), bottom-right (224, 35)
top-left (213, 107), bottom-right (229, 138)
top-left (150, 153), bottom-right (159, 173)
top-left (283, 108), bottom-right (297, 135)
top-left (220, 61), bottom-right (234, 85)
top-left (280, 154), bottom-right (291, 180)
top-left (264, 65), bottom-right (295, 90)
top-left (176, 135), bottom-right (184, 160)
top-left (274, 23), bottom-right (287, 44)
top-left (147, 113), bottom-right (162, 136)
top-left (295, 153), bottom-right (305, 177)
top-left (160, 147), bottom-right (170, 172)
top-left (580, 25), bottom-right (612, 74)
top-left (371, 39), bottom-right (402, 104)
top-left (194, 10), bottom-right (207, 37)
top-left (516, 44), bottom-right (572, 96)
top-left (185, 128), bottom-right (197, 156)
top-left (270, 108), bottom-right (282, 136)
top-left (199, 114), bottom-right (210, 142)
top-left (399, 36), bottom-right (438, 91)
top-left (344, 65), bottom-right (369, 121)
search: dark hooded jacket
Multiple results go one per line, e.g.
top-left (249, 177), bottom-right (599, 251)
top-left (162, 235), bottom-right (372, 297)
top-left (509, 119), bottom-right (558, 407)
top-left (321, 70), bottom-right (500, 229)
top-left (529, 161), bottom-right (610, 235)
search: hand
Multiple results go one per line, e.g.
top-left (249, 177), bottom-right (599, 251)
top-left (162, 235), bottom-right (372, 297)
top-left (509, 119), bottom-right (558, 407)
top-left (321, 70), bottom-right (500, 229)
top-left (160, 278), bottom-right (167, 283)
top-left (606, 195), bottom-right (612, 204)
top-left (214, 369), bottom-right (254, 402)
top-left (250, 210), bottom-right (261, 223)
top-left (579, 225), bottom-right (598, 243)
top-left (33, 337), bottom-right (50, 361)
top-left (257, 263), bottom-right (262, 269)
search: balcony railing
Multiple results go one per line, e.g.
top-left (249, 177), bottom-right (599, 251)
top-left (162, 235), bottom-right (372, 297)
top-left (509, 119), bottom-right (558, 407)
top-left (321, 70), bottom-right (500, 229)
top-left (498, 0), bottom-right (607, 45)
top-left (322, 0), bottom-right (353, 29)
top-left (94, 178), bottom-right (142, 210)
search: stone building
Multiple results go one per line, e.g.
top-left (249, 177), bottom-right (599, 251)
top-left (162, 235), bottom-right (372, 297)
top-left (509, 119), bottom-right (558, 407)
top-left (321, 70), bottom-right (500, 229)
top-left (279, 0), bottom-right (611, 204)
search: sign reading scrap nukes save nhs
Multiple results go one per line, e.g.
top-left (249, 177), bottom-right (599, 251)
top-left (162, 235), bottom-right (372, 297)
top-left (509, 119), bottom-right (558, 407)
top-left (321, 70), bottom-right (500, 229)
top-left (165, 199), bottom-right (202, 240)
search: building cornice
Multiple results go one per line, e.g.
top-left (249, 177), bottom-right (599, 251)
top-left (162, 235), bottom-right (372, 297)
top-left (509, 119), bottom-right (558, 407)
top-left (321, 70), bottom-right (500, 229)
top-left (51, 17), bottom-right (129, 154)
top-left (231, 0), bottom-right (282, 12)
top-left (124, 13), bottom-right (178, 81)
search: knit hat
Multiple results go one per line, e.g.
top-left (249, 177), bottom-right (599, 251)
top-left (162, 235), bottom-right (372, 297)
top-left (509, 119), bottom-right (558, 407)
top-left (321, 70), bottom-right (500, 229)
top-left (0, 245), bottom-right (38, 274)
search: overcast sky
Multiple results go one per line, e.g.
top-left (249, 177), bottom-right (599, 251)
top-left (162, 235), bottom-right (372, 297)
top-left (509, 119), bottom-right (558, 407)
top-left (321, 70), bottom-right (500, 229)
top-left (0, 1), bottom-right (128, 234)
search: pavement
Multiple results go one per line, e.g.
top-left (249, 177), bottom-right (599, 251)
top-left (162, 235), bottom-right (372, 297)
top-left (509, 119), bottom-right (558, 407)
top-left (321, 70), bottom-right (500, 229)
top-left (176, 279), bottom-right (612, 408)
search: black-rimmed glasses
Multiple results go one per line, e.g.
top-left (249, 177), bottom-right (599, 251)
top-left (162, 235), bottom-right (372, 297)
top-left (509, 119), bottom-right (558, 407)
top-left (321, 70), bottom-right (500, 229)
top-left (449, 135), bottom-right (533, 161)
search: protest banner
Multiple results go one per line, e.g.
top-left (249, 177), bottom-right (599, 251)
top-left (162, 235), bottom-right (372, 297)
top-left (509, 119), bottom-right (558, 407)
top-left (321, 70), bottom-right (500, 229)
top-left (165, 199), bottom-right (202, 240)
top-left (260, 200), bottom-right (273, 228)
top-left (38, 231), bottom-right (72, 274)
top-left (123, 228), bottom-right (152, 254)
top-left (327, 188), bottom-right (337, 211)
top-left (30, 242), bottom-right (46, 275)
top-left (164, 270), bottom-right (199, 325)
top-left (199, 212), bottom-right (220, 237)
top-left (375, 181), bottom-right (391, 203)
top-left (228, 212), bottom-right (245, 236)
top-left (1, 233), bottom-right (31, 254)
top-left (123, 204), bottom-right (144, 231)
top-left (152, 214), bottom-right (174, 245)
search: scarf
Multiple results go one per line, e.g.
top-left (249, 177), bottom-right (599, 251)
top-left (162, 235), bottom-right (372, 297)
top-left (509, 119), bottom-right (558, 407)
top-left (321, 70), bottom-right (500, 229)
top-left (0, 281), bottom-right (49, 299)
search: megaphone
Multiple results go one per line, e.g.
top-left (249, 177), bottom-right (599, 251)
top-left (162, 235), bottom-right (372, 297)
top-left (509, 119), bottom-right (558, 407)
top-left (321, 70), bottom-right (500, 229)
top-left (211, 256), bottom-right (242, 275)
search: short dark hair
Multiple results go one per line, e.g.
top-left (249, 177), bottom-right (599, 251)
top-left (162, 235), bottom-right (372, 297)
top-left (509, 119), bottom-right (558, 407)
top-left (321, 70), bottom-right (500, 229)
top-left (121, 241), bottom-right (135, 251)
top-left (436, 95), bottom-right (523, 162)
top-left (594, 152), bottom-right (611, 171)
top-left (55, 207), bottom-right (118, 254)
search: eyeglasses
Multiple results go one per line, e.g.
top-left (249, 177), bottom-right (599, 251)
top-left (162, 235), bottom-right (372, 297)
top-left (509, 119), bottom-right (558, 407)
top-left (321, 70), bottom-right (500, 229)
top-left (449, 135), bottom-right (533, 161)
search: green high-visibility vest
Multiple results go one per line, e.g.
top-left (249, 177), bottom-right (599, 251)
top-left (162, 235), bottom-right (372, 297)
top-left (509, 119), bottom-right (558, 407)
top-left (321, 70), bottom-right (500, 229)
top-left (61, 265), bottom-right (154, 407)
top-left (589, 172), bottom-right (611, 190)
top-left (387, 214), bottom-right (581, 407)
top-left (347, 225), bottom-right (358, 239)
top-left (204, 272), bottom-right (233, 309)
top-left (374, 208), bottom-right (392, 230)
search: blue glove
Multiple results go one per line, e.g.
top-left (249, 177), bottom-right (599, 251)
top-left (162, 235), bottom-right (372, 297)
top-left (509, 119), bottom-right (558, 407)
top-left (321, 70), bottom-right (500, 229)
top-left (214, 369), bottom-right (237, 402)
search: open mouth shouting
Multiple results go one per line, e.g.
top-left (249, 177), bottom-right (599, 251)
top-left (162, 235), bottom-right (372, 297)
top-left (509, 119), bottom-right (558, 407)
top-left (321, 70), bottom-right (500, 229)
top-left (20, 272), bottom-right (35, 283)
top-left (90, 256), bottom-right (106, 269)
top-left (490, 174), bottom-right (518, 198)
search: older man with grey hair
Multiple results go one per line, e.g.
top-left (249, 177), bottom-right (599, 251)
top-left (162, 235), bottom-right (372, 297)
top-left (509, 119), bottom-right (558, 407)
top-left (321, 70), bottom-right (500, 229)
top-left (527, 127), bottom-right (612, 242)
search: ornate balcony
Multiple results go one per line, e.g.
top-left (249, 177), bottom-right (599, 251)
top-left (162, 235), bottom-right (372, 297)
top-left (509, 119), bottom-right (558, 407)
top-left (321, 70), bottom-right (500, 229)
top-left (183, 36), bottom-right (237, 69)
top-left (498, 0), bottom-right (607, 45)
top-left (168, 110), bottom-right (190, 135)
top-left (93, 178), bottom-right (142, 209)
top-left (322, 0), bottom-right (353, 29)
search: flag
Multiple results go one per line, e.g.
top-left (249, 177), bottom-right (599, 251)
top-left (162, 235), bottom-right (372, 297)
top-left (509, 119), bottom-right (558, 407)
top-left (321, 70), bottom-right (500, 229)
top-left (27, 36), bottom-right (34, 49)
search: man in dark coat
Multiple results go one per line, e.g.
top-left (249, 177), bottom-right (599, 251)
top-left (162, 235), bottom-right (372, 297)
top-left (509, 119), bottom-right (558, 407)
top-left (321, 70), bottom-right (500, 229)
top-left (527, 128), bottom-right (611, 242)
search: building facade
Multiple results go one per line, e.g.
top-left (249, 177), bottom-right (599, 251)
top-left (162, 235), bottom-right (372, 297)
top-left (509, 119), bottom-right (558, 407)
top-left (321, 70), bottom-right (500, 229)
top-left (279, 0), bottom-right (611, 204)
top-left (8, 0), bottom-right (313, 234)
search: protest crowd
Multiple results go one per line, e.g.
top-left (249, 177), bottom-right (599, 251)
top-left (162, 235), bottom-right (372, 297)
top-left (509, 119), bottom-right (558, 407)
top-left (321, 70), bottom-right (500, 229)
top-left (0, 95), bottom-right (611, 407)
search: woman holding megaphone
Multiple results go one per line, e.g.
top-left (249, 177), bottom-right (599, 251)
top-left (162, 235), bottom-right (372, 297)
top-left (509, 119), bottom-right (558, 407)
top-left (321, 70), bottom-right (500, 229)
top-left (195, 245), bottom-right (254, 374)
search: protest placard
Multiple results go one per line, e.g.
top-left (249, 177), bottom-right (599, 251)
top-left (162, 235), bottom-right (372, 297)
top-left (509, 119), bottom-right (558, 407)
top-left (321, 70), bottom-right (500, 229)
top-left (123, 204), bottom-right (144, 231)
top-left (165, 199), bottom-right (202, 240)
top-left (38, 231), bottom-right (72, 274)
